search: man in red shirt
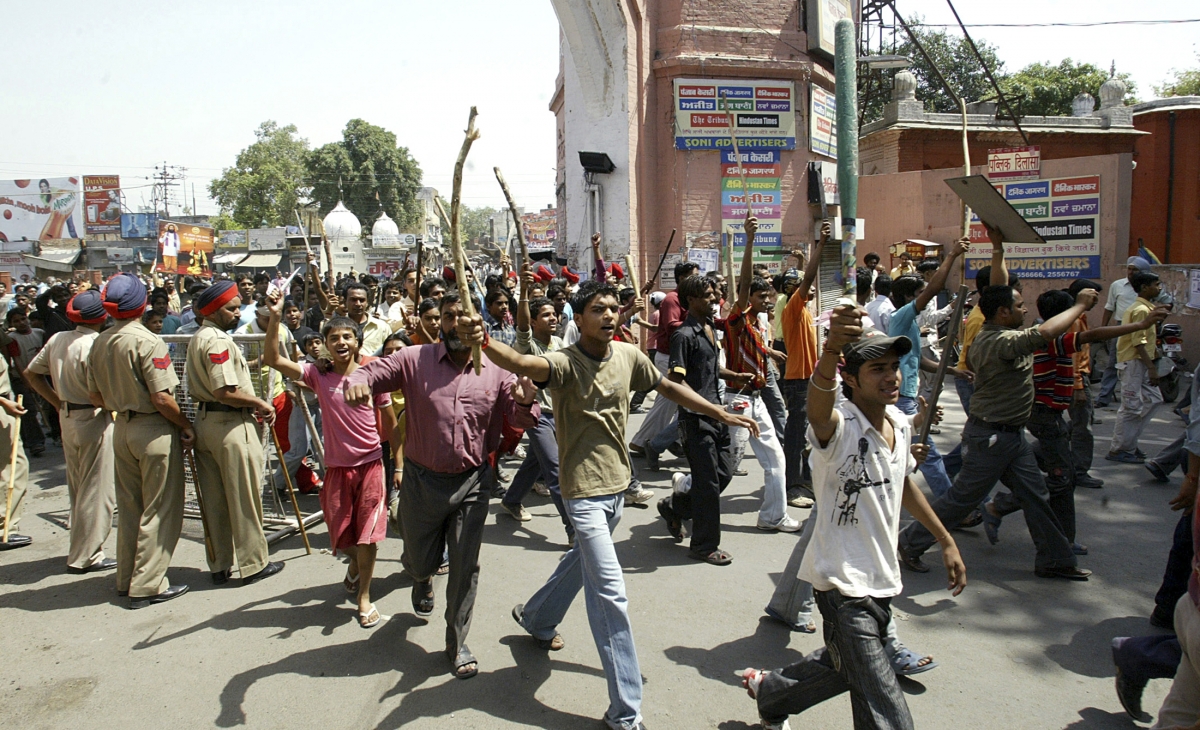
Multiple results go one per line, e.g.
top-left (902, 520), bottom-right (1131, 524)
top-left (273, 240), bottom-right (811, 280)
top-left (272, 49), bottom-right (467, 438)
top-left (629, 261), bottom-right (697, 457)
top-left (983, 288), bottom-right (1165, 549)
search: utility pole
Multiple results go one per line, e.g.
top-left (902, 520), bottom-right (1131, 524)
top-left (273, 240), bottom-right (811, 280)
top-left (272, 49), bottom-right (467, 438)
top-left (152, 162), bottom-right (187, 218)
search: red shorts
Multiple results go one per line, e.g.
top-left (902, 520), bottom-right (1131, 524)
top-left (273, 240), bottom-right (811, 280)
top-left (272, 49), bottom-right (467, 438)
top-left (320, 460), bottom-right (386, 552)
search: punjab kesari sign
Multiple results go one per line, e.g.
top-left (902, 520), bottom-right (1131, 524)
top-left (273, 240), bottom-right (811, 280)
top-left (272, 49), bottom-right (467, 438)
top-left (967, 175), bottom-right (1102, 279)
top-left (673, 79), bottom-right (797, 151)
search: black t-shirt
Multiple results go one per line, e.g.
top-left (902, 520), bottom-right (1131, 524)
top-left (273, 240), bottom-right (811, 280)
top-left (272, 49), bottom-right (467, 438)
top-left (669, 314), bottom-right (722, 416)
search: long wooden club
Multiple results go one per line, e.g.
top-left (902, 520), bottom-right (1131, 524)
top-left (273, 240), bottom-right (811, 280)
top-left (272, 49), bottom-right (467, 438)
top-left (493, 167), bottom-right (529, 267)
top-left (916, 285), bottom-right (970, 448)
top-left (184, 448), bottom-right (217, 565)
top-left (271, 424), bottom-right (311, 555)
top-left (449, 108), bottom-right (482, 374)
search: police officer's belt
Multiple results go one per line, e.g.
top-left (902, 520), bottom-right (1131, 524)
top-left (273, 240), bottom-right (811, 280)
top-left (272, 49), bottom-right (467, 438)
top-left (199, 402), bottom-right (250, 413)
top-left (966, 417), bottom-right (1022, 434)
top-left (65, 403), bottom-right (94, 411)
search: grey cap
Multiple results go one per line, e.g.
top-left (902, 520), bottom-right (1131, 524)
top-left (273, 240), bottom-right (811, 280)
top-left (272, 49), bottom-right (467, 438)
top-left (1127, 256), bottom-right (1151, 271)
top-left (842, 328), bottom-right (913, 365)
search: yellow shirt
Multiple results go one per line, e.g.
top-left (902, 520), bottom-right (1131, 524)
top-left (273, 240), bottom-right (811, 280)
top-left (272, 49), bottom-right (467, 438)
top-left (890, 264), bottom-right (915, 279)
top-left (957, 306), bottom-right (986, 370)
top-left (1117, 297), bottom-right (1154, 363)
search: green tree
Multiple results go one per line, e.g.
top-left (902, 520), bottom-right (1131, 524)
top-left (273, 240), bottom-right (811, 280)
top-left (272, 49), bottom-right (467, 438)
top-left (1156, 54), bottom-right (1200, 97)
top-left (208, 121), bottom-right (310, 229)
top-left (862, 22), bottom-right (1007, 123)
top-left (308, 119), bottom-right (423, 232)
top-left (1002, 60), bottom-right (1137, 116)
top-left (461, 205), bottom-right (498, 244)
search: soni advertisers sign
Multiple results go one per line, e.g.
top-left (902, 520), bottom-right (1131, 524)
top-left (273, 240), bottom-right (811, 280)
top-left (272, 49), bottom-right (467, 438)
top-left (674, 79), bottom-right (797, 151)
top-left (0, 177), bottom-right (84, 242)
top-left (966, 175), bottom-right (1102, 279)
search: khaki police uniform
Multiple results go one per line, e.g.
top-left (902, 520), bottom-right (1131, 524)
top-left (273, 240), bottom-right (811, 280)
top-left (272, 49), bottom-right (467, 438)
top-left (87, 319), bottom-right (185, 599)
top-left (0, 355), bottom-right (30, 535)
top-left (186, 322), bottom-right (269, 577)
top-left (27, 328), bottom-right (115, 569)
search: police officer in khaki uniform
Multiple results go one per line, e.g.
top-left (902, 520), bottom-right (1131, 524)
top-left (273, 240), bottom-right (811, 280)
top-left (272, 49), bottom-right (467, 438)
top-left (24, 290), bottom-right (116, 570)
top-left (0, 343), bottom-right (30, 551)
top-left (187, 280), bottom-right (284, 586)
top-left (87, 274), bottom-right (193, 609)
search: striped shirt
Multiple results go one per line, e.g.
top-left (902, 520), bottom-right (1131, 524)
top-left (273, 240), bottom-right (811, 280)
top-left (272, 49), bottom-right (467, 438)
top-left (1032, 332), bottom-right (1080, 410)
top-left (721, 305), bottom-right (770, 390)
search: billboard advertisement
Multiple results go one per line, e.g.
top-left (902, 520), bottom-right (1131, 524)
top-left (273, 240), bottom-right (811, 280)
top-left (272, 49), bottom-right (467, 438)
top-left (810, 86), bottom-right (837, 159)
top-left (673, 79), bottom-right (797, 151)
top-left (0, 177), bottom-right (84, 242)
top-left (83, 175), bottom-right (122, 234)
top-left (965, 175), bottom-right (1102, 279)
top-left (247, 228), bottom-right (286, 251)
top-left (722, 149), bottom-right (784, 275)
top-left (806, 0), bottom-right (854, 60)
top-left (522, 211), bottom-right (557, 252)
top-left (157, 219), bottom-right (214, 276)
top-left (121, 213), bottom-right (158, 239)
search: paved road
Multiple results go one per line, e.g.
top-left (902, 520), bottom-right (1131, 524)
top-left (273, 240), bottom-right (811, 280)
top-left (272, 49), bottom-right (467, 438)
top-left (0, 382), bottom-right (1188, 729)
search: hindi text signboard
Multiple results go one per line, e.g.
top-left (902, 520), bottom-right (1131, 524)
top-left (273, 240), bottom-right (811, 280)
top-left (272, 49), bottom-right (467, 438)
top-left (674, 79), bottom-right (797, 151)
top-left (986, 146), bottom-right (1041, 181)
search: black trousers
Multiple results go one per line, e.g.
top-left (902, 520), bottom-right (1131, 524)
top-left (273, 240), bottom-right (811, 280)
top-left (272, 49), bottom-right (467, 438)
top-left (399, 458), bottom-right (491, 656)
top-left (666, 416), bottom-right (733, 555)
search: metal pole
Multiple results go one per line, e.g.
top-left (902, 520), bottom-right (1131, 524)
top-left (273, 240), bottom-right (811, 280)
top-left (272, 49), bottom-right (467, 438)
top-left (835, 18), bottom-right (859, 303)
top-left (945, 0), bottom-right (1028, 145)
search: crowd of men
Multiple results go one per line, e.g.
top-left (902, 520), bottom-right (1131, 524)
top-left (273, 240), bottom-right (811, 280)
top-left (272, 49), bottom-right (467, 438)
top-left (0, 218), bottom-right (1197, 730)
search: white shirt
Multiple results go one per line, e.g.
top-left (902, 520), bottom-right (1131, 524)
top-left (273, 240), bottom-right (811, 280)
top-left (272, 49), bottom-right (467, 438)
top-left (800, 402), bottom-right (915, 598)
top-left (1105, 278), bottom-right (1138, 323)
top-left (160, 232), bottom-right (180, 257)
top-left (865, 296), bottom-right (895, 334)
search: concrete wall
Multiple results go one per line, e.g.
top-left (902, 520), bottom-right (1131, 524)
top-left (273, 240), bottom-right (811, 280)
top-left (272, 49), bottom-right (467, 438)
top-left (1131, 105), bottom-right (1200, 265)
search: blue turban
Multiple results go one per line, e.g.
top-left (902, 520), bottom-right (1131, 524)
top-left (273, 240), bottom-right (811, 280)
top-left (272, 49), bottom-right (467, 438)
top-left (101, 273), bottom-right (147, 320)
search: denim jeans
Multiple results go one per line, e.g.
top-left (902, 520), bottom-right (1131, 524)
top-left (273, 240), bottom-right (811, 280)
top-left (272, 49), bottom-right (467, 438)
top-left (896, 396), bottom-right (953, 498)
top-left (1068, 385), bottom-right (1095, 477)
top-left (665, 416), bottom-right (734, 555)
top-left (780, 378), bottom-right (812, 489)
top-left (1155, 511), bottom-right (1194, 620)
top-left (1113, 633), bottom-right (1181, 685)
top-left (645, 413), bottom-right (679, 459)
top-left (517, 493), bottom-right (642, 730)
top-left (757, 591), bottom-right (913, 730)
top-left (900, 420), bottom-right (1076, 571)
top-left (763, 364), bottom-right (788, 443)
top-left (727, 391), bottom-right (788, 524)
top-left (1026, 403), bottom-right (1077, 541)
top-left (942, 378), bottom-right (975, 479)
top-left (1098, 338), bottom-right (1119, 405)
top-left (630, 352), bottom-right (676, 449)
top-left (503, 412), bottom-right (571, 539)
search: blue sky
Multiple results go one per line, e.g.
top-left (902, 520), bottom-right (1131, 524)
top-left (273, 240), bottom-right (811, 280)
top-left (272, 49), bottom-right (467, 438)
top-left (3, 0), bottom-right (1194, 219)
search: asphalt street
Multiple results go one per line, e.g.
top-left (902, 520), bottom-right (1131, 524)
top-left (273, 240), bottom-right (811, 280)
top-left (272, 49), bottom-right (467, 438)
top-left (0, 379), bottom-right (1190, 729)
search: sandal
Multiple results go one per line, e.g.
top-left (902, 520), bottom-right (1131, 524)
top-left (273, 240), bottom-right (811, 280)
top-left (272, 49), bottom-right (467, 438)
top-left (982, 507), bottom-right (1002, 546)
top-left (897, 548), bottom-right (930, 574)
top-left (657, 500), bottom-right (683, 542)
top-left (690, 548), bottom-right (733, 566)
top-left (763, 606), bottom-right (816, 634)
top-left (358, 604), bottom-right (381, 629)
top-left (450, 644), bottom-right (478, 680)
top-left (512, 603), bottom-right (564, 650)
top-left (344, 569), bottom-right (360, 594)
top-left (436, 561), bottom-right (450, 576)
top-left (735, 667), bottom-right (768, 699)
top-left (412, 579), bottom-right (434, 618)
top-left (891, 647), bottom-right (937, 676)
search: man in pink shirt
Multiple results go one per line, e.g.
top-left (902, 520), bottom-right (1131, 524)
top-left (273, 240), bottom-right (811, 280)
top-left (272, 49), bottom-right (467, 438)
top-left (345, 292), bottom-right (539, 680)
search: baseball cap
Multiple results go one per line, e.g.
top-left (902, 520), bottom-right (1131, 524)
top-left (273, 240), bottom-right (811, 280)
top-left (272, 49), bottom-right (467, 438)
top-left (649, 291), bottom-right (666, 306)
top-left (842, 328), bottom-right (912, 366)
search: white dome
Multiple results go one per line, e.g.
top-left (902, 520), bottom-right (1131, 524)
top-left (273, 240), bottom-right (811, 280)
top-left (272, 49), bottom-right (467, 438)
top-left (372, 211), bottom-right (399, 237)
top-left (323, 201), bottom-right (361, 242)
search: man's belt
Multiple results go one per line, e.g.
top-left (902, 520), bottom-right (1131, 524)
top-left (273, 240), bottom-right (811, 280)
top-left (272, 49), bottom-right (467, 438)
top-left (65, 402), bottom-right (95, 411)
top-left (967, 417), bottom-right (1023, 434)
top-left (123, 411), bottom-right (156, 420)
top-left (199, 402), bottom-right (250, 413)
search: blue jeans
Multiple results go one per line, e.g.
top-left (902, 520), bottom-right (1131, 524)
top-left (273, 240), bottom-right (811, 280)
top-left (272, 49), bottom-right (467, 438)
top-left (896, 396), bottom-right (953, 498)
top-left (646, 413), bottom-right (679, 458)
top-left (780, 378), bottom-right (812, 489)
top-left (503, 412), bottom-right (571, 539)
top-left (943, 378), bottom-right (974, 480)
top-left (517, 493), bottom-right (642, 729)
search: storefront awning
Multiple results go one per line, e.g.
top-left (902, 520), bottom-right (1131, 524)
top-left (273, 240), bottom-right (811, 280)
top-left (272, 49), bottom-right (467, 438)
top-left (232, 253), bottom-right (285, 270)
top-left (212, 252), bottom-right (248, 265)
top-left (22, 249), bottom-right (81, 273)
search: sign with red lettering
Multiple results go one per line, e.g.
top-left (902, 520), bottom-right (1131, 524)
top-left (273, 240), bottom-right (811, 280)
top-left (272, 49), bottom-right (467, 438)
top-left (986, 146), bottom-right (1041, 181)
top-left (674, 78), bottom-right (796, 150)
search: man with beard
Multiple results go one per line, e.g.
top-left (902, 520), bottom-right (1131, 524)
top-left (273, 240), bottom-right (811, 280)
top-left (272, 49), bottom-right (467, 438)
top-left (186, 280), bottom-right (285, 587)
top-left (344, 292), bottom-right (540, 679)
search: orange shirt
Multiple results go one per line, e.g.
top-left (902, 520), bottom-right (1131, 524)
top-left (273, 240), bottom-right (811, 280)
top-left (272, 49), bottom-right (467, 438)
top-left (782, 292), bottom-right (818, 380)
top-left (1071, 315), bottom-right (1090, 389)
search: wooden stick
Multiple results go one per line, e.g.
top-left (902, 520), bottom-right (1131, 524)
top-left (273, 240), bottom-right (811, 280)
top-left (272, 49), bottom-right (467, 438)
top-left (493, 167), bottom-right (529, 266)
top-left (916, 285), bottom-right (969, 447)
top-left (449, 107), bottom-right (483, 374)
top-left (294, 386), bottom-right (324, 468)
top-left (624, 254), bottom-right (640, 293)
top-left (270, 425), bottom-right (311, 554)
top-left (184, 448), bottom-right (217, 565)
top-left (2, 395), bottom-right (22, 544)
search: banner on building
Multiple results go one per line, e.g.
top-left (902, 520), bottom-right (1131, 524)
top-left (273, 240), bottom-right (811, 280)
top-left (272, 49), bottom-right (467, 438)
top-left (217, 229), bottom-right (247, 250)
top-left (0, 177), bottom-right (84, 243)
top-left (247, 228), bottom-right (287, 251)
top-left (674, 79), bottom-right (797, 151)
top-left (810, 86), bottom-right (837, 160)
top-left (157, 219), bottom-right (214, 276)
top-left (106, 247), bottom-right (135, 264)
top-left (966, 175), bottom-right (1101, 279)
top-left (807, 0), bottom-right (854, 60)
top-left (987, 146), bottom-right (1041, 182)
top-left (83, 175), bottom-right (122, 234)
top-left (121, 213), bottom-right (157, 239)
top-left (721, 149), bottom-right (785, 275)
top-left (688, 248), bottom-right (720, 274)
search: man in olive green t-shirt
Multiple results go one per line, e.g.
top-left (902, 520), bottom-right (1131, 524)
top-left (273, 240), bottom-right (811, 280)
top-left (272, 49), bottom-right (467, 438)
top-left (457, 277), bottom-right (756, 730)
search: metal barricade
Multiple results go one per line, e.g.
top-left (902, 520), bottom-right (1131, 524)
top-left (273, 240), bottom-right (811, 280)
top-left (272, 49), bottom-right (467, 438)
top-left (161, 333), bottom-right (322, 544)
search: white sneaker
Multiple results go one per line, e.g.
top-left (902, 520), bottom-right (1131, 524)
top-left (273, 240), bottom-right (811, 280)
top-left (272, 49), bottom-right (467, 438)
top-left (671, 472), bottom-right (692, 495)
top-left (761, 719), bottom-right (791, 730)
top-left (513, 445), bottom-right (528, 460)
top-left (501, 503), bottom-right (531, 522)
top-left (625, 482), bottom-right (654, 505)
top-left (757, 514), bottom-right (802, 533)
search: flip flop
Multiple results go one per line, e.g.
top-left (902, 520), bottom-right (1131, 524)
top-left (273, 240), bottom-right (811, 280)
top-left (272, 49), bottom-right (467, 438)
top-left (689, 548), bottom-right (733, 566)
top-left (412, 579), bottom-right (434, 618)
top-left (358, 604), bottom-right (381, 629)
top-left (512, 603), bottom-right (564, 650)
top-left (344, 569), bottom-right (360, 594)
top-left (450, 644), bottom-right (478, 680)
top-left (763, 606), bottom-right (817, 633)
top-left (891, 647), bottom-right (937, 676)
top-left (436, 561), bottom-right (450, 576)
